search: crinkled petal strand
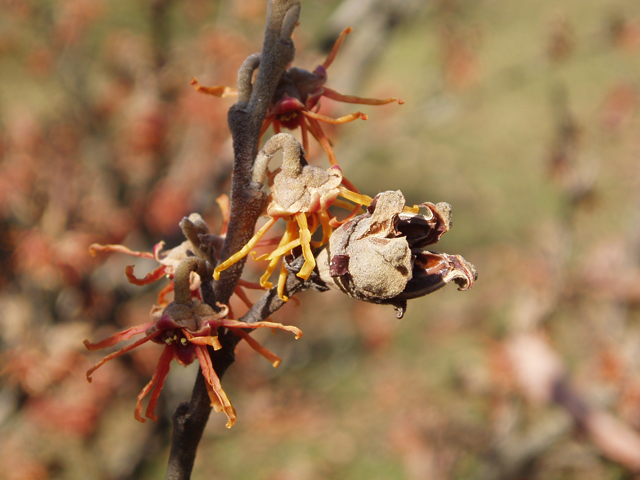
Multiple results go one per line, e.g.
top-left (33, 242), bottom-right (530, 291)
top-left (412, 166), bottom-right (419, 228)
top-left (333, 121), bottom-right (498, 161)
top-left (260, 116), bottom-right (275, 140)
top-left (338, 185), bottom-right (373, 207)
top-left (277, 261), bottom-right (289, 302)
top-left (257, 237), bottom-right (301, 262)
top-left (305, 117), bottom-right (338, 166)
top-left (84, 321), bottom-right (156, 351)
top-left (258, 221), bottom-right (298, 299)
top-left (190, 78), bottom-right (238, 98)
top-left (89, 243), bottom-right (155, 259)
top-left (85, 328), bottom-right (162, 382)
top-left (300, 117), bottom-right (310, 154)
top-left (301, 109), bottom-right (367, 125)
top-left (227, 327), bottom-right (283, 368)
top-left (157, 282), bottom-right (174, 306)
top-left (311, 210), bottom-right (333, 248)
top-left (321, 27), bottom-right (353, 70)
top-left (183, 330), bottom-right (223, 351)
top-left (322, 87), bottom-right (403, 106)
top-left (125, 264), bottom-right (167, 286)
top-left (220, 319), bottom-right (302, 340)
top-left (216, 194), bottom-right (231, 235)
top-left (135, 345), bottom-right (175, 422)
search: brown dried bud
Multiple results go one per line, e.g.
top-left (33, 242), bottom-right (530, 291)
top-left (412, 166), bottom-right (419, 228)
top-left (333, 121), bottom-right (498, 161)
top-left (316, 190), bottom-right (477, 318)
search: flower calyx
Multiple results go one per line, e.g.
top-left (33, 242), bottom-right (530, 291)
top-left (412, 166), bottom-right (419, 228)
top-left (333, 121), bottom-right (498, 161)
top-left (215, 133), bottom-right (346, 299)
top-left (264, 140), bottom-right (343, 218)
top-left (85, 211), bottom-right (303, 427)
top-left (84, 292), bottom-right (302, 428)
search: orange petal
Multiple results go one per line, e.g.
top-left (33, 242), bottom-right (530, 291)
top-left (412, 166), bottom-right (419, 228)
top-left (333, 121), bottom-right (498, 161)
top-left (214, 217), bottom-right (277, 280)
top-left (329, 203), bottom-right (362, 228)
top-left (220, 319), bottom-right (302, 339)
top-left (259, 116), bottom-right (275, 144)
top-left (183, 330), bottom-right (222, 351)
top-left (195, 345), bottom-right (237, 428)
top-left (83, 321), bottom-right (155, 351)
top-left (227, 327), bottom-right (282, 367)
top-left (216, 194), bottom-right (231, 235)
top-left (305, 117), bottom-right (338, 166)
top-left (157, 282), bottom-right (174, 306)
top-left (86, 329), bottom-right (162, 383)
top-left (300, 118), bottom-right (310, 154)
top-left (321, 27), bottom-right (353, 70)
top-left (338, 185), bottom-right (373, 207)
top-left (143, 346), bottom-right (174, 421)
top-left (89, 243), bottom-right (155, 259)
top-left (190, 77), bottom-right (237, 98)
top-left (301, 109), bottom-right (367, 125)
top-left (322, 87), bottom-right (403, 106)
top-left (125, 264), bottom-right (167, 286)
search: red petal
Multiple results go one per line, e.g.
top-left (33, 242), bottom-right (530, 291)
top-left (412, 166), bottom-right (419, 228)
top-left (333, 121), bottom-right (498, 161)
top-left (83, 321), bottom-right (155, 351)
top-left (124, 264), bottom-right (167, 286)
top-left (139, 346), bottom-right (175, 422)
top-left (152, 241), bottom-right (166, 260)
top-left (85, 329), bottom-right (162, 383)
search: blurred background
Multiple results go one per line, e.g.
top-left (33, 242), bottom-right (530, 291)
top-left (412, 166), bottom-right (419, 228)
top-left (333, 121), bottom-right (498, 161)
top-left (2, 0), bottom-right (640, 478)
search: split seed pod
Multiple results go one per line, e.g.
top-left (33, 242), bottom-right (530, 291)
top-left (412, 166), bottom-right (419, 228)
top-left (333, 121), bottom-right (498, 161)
top-left (316, 190), bottom-right (477, 318)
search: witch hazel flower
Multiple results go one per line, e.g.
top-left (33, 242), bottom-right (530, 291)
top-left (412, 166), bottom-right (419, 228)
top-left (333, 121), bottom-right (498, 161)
top-left (89, 238), bottom-right (184, 306)
top-left (90, 207), bottom-right (267, 311)
top-left (213, 134), bottom-right (419, 301)
top-left (191, 27), bottom-right (402, 167)
top-left (84, 256), bottom-right (302, 427)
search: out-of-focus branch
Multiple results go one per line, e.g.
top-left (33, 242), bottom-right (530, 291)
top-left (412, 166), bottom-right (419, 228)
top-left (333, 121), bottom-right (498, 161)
top-left (150, 0), bottom-right (173, 73)
top-left (165, 2), bottom-right (301, 479)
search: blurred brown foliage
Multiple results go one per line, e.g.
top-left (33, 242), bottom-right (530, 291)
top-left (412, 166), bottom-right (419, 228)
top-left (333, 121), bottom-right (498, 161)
top-left (2, 0), bottom-right (640, 479)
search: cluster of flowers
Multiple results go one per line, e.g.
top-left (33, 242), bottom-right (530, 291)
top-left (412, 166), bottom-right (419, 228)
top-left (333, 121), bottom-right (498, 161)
top-left (85, 28), bottom-right (476, 428)
top-left (86, 212), bottom-right (301, 428)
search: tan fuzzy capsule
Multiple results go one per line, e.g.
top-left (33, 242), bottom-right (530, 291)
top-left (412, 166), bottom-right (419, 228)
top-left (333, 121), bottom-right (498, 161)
top-left (317, 190), bottom-right (477, 318)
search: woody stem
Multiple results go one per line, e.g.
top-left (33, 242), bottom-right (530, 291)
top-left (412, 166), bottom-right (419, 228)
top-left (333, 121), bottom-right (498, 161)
top-left (166, 2), bottom-right (301, 479)
top-left (214, 0), bottom-right (300, 304)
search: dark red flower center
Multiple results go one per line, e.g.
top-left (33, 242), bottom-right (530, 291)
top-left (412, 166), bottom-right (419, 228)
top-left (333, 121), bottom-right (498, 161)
top-left (157, 329), bottom-right (188, 347)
